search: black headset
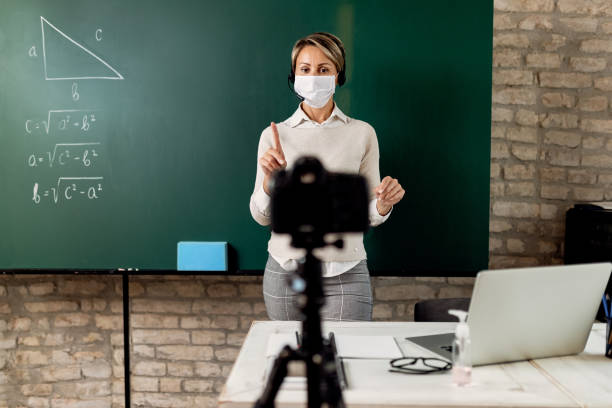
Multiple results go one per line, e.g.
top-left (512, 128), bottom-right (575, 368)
top-left (287, 33), bottom-right (347, 97)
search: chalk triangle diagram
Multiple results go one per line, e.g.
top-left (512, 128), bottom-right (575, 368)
top-left (41, 16), bottom-right (124, 80)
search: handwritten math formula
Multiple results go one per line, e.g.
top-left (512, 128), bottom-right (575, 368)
top-left (26, 108), bottom-right (105, 204)
top-left (25, 110), bottom-right (97, 135)
top-left (25, 16), bottom-right (124, 206)
top-left (32, 177), bottom-right (103, 204)
top-left (28, 142), bottom-right (100, 168)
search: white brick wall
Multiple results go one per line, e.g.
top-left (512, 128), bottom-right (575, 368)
top-left (490, 0), bottom-right (612, 268)
top-left (0, 276), bottom-right (122, 408)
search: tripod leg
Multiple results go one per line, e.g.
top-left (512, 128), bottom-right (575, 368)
top-left (254, 346), bottom-right (299, 408)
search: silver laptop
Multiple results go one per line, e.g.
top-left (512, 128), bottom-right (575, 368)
top-left (407, 263), bottom-right (612, 366)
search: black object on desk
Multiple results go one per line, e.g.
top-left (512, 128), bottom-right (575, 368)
top-left (329, 332), bottom-right (348, 389)
top-left (565, 204), bottom-right (612, 321)
top-left (295, 331), bottom-right (348, 388)
top-left (566, 204), bottom-right (612, 265)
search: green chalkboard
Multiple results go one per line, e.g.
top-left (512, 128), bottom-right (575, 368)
top-left (0, 0), bottom-right (492, 274)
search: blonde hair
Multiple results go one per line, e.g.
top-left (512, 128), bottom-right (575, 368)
top-left (291, 32), bottom-right (346, 78)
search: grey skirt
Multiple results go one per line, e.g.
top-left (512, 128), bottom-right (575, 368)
top-left (263, 255), bottom-right (373, 321)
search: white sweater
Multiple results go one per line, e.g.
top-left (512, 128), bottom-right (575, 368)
top-left (249, 103), bottom-right (391, 272)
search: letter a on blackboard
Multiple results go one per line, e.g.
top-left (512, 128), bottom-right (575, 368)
top-left (40, 16), bottom-right (124, 80)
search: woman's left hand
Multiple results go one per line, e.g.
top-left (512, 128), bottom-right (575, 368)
top-left (374, 176), bottom-right (405, 216)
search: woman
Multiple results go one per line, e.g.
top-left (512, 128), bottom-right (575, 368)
top-left (250, 32), bottom-right (405, 321)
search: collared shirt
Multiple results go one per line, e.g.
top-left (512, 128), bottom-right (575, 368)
top-left (283, 101), bottom-right (350, 128)
top-left (251, 103), bottom-right (391, 277)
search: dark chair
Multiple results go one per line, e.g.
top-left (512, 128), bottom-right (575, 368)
top-left (414, 298), bottom-right (471, 322)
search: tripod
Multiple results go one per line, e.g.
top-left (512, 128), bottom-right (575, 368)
top-left (255, 156), bottom-right (369, 407)
top-left (254, 249), bottom-right (345, 408)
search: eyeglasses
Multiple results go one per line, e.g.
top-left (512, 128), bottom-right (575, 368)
top-left (389, 357), bottom-right (452, 374)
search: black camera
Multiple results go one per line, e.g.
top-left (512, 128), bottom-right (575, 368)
top-left (270, 157), bottom-right (369, 249)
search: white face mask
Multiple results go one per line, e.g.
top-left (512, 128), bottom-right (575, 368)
top-left (293, 75), bottom-right (336, 108)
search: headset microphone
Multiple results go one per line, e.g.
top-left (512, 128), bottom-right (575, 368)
top-left (287, 72), bottom-right (304, 101)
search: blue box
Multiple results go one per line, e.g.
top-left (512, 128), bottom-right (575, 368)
top-left (177, 242), bottom-right (228, 271)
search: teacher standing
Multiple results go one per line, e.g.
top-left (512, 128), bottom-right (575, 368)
top-left (250, 32), bottom-right (405, 321)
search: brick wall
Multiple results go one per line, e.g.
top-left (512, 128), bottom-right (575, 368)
top-left (491, 0), bottom-right (612, 268)
top-left (0, 276), bottom-right (124, 408)
top-left (3, 1), bottom-right (612, 407)
top-left (0, 274), bottom-right (474, 408)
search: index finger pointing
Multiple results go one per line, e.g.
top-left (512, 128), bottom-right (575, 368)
top-left (270, 122), bottom-right (283, 153)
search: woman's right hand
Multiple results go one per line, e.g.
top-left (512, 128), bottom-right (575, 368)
top-left (260, 122), bottom-right (287, 195)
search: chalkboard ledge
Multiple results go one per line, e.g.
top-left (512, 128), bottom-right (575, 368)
top-left (1, 268), bottom-right (478, 277)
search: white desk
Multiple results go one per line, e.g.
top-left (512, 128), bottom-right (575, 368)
top-left (219, 321), bottom-right (611, 407)
top-left (529, 323), bottom-right (612, 408)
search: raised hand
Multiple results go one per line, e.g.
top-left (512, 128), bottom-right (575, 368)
top-left (260, 122), bottom-right (287, 195)
top-left (374, 176), bottom-right (405, 216)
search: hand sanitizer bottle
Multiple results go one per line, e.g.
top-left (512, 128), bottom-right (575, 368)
top-left (448, 309), bottom-right (471, 386)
